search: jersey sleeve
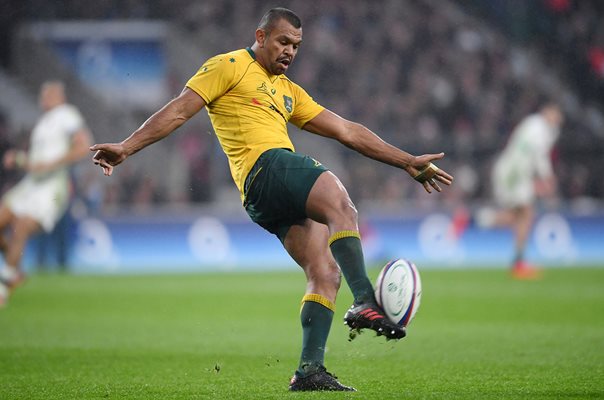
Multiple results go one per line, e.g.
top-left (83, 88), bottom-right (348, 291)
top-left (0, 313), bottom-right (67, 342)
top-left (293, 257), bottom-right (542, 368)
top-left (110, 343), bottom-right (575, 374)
top-left (186, 55), bottom-right (239, 104)
top-left (62, 105), bottom-right (85, 136)
top-left (289, 82), bottom-right (325, 129)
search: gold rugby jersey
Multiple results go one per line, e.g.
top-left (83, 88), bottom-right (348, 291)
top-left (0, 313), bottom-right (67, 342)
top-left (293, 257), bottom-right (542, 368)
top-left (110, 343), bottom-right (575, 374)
top-left (186, 47), bottom-right (325, 201)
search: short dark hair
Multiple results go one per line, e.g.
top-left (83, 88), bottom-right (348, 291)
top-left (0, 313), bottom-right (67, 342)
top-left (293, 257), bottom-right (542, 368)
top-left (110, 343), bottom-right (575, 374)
top-left (538, 97), bottom-right (562, 113)
top-left (258, 8), bottom-right (301, 33)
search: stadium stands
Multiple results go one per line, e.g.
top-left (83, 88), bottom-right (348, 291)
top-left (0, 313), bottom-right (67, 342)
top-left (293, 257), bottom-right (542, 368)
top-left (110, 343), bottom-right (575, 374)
top-left (0, 0), bottom-right (602, 212)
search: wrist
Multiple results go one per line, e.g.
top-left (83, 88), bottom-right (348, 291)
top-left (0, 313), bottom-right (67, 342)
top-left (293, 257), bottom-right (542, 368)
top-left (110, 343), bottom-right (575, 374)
top-left (394, 153), bottom-right (413, 172)
top-left (120, 141), bottom-right (134, 157)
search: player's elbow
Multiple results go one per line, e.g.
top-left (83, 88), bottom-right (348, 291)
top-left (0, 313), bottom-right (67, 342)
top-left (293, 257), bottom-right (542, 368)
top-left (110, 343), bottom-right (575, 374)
top-left (172, 89), bottom-right (205, 122)
top-left (339, 121), bottom-right (366, 149)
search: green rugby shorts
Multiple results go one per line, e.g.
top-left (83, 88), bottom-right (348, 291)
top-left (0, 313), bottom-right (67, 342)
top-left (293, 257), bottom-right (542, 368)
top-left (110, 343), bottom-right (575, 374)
top-left (243, 148), bottom-right (328, 242)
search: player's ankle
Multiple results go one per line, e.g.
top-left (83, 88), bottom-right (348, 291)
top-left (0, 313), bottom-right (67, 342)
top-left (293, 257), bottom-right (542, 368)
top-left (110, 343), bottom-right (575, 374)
top-left (352, 291), bottom-right (375, 305)
top-left (297, 362), bottom-right (324, 378)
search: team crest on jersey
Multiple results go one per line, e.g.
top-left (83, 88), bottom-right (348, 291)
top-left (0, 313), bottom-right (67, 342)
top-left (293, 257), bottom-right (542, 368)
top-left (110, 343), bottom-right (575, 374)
top-left (283, 95), bottom-right (293, 113)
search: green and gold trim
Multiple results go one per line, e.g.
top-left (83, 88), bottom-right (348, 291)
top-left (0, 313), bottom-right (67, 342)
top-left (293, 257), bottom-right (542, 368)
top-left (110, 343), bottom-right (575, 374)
top-left (327, 230), bottom-right (361, 246)
top-left (245, 46), bottom-right (256, 60)
top-left (300, 293), bottom-right (336, 312)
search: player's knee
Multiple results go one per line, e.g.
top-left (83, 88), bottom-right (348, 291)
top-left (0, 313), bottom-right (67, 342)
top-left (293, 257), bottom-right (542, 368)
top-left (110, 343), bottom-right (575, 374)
top-left (307, 260), bottom-right (341, 291)
top-left (333, 195), bottom-right (358, 226)
top-left (12, 219), bottom-right (40, 243)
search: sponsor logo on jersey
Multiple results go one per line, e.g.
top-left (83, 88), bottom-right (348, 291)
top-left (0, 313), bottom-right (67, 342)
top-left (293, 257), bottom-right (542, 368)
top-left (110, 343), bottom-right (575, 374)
top-left (269, 104), bottom-right (287, 122)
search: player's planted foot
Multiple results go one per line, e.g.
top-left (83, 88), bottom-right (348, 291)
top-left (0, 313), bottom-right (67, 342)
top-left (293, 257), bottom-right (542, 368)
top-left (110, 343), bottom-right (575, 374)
top-left (511, 261), bottom-right (543, 280)
top-left (0, 268), bottom-right (26, 291)
top-left (344, 302), bottom-right (406, 340)
top-left (288, 366), bottom-right (356, 392)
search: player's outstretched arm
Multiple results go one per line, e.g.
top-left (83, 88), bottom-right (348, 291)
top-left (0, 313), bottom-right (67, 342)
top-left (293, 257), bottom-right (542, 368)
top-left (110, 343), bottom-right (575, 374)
top-left (91, 88), bottom-right (206, 176)
top-left (303, 109), bottom-right (453, 193)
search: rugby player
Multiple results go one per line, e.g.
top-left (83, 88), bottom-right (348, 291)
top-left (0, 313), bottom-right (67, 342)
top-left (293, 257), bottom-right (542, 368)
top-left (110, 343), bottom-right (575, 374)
top-left (91, 8), bottom-right (453, 391)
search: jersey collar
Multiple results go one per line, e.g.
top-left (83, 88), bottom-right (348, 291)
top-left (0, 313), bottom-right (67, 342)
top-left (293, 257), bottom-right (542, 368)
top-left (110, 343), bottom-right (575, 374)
top-left (245, 46), bottom-right (278, 81)
top-left (245, 47), bottom-right (256, 60)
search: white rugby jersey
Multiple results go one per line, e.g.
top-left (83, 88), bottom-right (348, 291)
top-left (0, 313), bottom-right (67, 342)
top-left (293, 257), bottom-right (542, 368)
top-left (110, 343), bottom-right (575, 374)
top-left (497, 113), bottom-right (559, 179)
top-left (28, 103), bottom-right (84, 167)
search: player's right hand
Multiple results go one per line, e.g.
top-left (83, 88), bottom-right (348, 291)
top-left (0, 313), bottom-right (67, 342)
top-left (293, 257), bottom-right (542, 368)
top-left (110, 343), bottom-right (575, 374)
top-left (406, 153), bottom-right (454, 193)
top-left (2, 149), bottom-right (17, 169)
top-left (90, 143), bottom-right (127, 176)
top-left (3, 149), bottom-right (27, 170)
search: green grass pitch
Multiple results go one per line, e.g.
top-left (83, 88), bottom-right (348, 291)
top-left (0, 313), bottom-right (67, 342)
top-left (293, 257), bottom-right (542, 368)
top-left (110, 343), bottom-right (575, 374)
top-left (0, 267), bottom-right (603, 399)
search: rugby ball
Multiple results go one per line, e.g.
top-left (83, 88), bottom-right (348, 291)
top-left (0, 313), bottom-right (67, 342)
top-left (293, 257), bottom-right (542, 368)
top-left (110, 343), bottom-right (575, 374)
top-left (374, 259), bottom-right (422, 327)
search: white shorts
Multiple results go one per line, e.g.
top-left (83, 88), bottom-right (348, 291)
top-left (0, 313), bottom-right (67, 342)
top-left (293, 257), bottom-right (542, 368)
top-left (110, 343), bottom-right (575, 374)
top-left (2, 174), bottom-right (70, 232)
top-left (492, 159), bottom-right (535, 208)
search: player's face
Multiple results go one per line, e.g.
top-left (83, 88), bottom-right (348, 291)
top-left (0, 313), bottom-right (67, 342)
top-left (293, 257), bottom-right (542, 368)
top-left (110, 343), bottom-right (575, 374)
top-left (38, 83), bottom-right (65, 111)
top-left (544, 105), bottom-right (564, 127)
top-left (39, 86), bottom-right (53, 111)
top-left (551, 108), bottom-right (564, 127)
top-left (260, 19), bottom-right (302, 75)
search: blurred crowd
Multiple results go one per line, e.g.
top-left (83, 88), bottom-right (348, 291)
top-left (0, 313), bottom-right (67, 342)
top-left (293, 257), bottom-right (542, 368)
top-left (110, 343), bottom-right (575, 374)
top-left (460, 0), bottom-right (604, 106)
top-left (1, 0), bottom-right (602, 214)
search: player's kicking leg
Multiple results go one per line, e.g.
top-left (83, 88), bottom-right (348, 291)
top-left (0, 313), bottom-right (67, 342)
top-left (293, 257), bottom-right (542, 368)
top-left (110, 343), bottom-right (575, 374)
top-left (305, 172), bottom-right (406, 340)
top-left (452, 204), bottom-right (542, 280)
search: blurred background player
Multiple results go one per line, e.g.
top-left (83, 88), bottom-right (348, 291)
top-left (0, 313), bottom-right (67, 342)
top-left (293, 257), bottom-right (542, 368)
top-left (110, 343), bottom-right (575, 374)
top-left (0, 81), bottom-right (92, 306)
top-left (466, 102), bottom-right (564, 279)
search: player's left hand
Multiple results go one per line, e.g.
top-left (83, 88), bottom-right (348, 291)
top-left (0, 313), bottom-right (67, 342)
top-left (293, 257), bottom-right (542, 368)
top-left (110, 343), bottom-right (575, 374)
top-left (407, 153), bottom-right (453, 193)
top-left (90, 143), bottom-right (128, 176)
